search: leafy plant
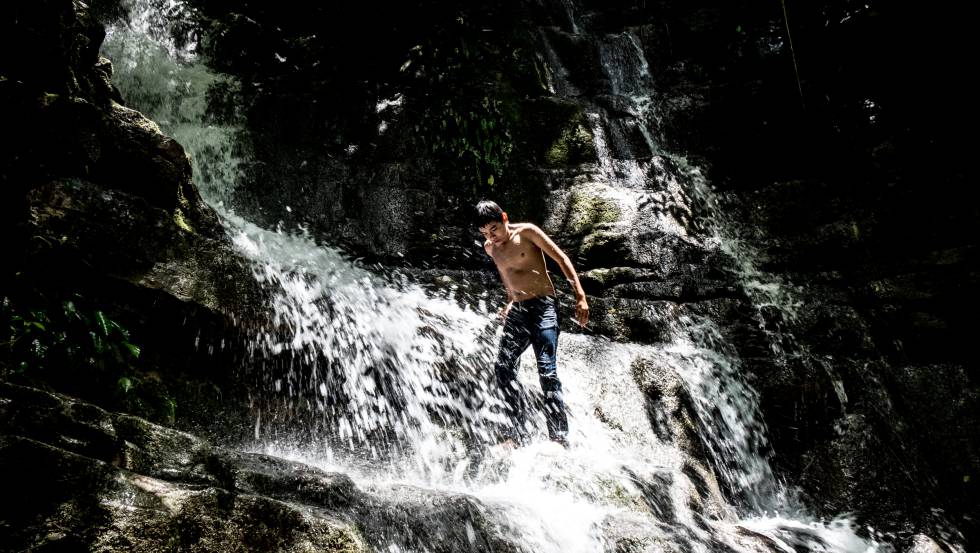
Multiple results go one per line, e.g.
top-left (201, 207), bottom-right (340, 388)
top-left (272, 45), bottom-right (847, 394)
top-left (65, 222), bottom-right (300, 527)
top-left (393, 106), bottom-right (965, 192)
top-left (400, 17), bottom-right (520, 193)
top-left (0, 284), bottom-right (177, 422)
top-left (2, 293), bottom-right (140, 377)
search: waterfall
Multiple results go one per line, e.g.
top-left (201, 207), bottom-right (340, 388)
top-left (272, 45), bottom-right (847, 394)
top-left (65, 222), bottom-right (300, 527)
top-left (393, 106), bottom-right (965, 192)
top-left (534, 0), bottom-right (891, 549)
top-left (100, 0), bottom-right (891, 551)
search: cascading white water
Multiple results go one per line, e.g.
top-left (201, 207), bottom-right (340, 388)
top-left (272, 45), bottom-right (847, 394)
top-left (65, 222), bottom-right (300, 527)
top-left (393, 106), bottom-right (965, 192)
top-left (103, 1), bottom-right (509, 463)
top-left (101, 0), bottom-right (891, 551)
top-left (537, 3), bottom-right (892, 550)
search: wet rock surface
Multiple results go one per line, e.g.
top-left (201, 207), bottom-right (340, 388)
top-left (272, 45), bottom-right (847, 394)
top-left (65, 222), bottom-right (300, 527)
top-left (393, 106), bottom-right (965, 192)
top-left (0, 383), bottom-right (533, 552)
top-left (724, 187), bottom-right (979, 544)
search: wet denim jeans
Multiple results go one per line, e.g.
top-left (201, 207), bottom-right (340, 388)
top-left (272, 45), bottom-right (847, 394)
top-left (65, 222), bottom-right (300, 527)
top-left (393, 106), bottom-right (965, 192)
top-left (494, 295), bottom-right (569, 443)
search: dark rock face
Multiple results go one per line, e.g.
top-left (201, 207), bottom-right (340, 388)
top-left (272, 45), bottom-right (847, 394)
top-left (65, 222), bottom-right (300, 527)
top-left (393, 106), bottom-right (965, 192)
top-left (24, 177), bottom-right (254, 314)
top-left (607, 14), bottom-right (979, 529)
top-left (3, 0), bottom-right (205, 219)
top-left (1, 0), bottom-right (266, 432)
top-left (550, 3), bottom-right (980, 547)
top-left (176, 0), bottom-right (600, 265)
top-left (675, 0), bottom-right (980, 533)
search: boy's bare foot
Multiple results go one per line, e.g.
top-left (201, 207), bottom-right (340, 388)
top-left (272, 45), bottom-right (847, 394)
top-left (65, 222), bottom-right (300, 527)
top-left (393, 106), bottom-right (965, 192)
top-left (500, 438), bottom-right (517, 450)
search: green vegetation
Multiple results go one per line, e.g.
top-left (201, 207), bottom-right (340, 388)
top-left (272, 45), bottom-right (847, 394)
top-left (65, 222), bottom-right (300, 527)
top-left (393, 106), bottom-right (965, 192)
top-left (1, 279), bottom-right (176, 424)
top-left (400, 16), bottom-right (532, 194)
top-left (2, 294), bottom-right (140, 375)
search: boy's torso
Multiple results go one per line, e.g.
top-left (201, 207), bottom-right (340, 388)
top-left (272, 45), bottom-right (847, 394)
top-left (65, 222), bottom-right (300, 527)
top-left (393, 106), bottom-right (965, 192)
top-left (486, 223), bottom-right (557, 301)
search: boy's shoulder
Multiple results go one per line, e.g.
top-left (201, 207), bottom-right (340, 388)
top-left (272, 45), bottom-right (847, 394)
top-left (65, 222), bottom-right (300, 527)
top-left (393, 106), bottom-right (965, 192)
top-left (510, 222), bottom-right (540, 234)
top-left (513, 223), bottom-right (551, 243)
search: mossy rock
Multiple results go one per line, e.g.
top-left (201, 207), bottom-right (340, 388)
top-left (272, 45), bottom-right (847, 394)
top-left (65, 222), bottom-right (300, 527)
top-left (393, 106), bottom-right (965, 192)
top-left (579, 229), bottom-right (631, 269)
top-left (566, 187), bottom-right (623, 236)
top-left (520, 97), bottom-right (597, 168)
top-left (580, 267), bottom-right (650, 295)
top-left (545, 120), bottom-right (595, 167)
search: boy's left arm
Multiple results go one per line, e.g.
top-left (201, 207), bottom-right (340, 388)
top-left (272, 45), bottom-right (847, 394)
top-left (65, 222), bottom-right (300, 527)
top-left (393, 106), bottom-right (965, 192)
top-left (525, 225), bottom-right (590, 327)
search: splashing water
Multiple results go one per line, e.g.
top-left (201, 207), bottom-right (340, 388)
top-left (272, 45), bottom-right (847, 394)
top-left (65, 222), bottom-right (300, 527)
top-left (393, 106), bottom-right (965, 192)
top-left (101, 0), bottom-right (893, 551)
top-left (227, 211), bottom-right (508, 462)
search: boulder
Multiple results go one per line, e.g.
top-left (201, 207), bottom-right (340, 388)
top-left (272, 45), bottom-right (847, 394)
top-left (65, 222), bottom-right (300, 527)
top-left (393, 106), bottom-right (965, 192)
top-left (0, 382), bottom-right (532, 553)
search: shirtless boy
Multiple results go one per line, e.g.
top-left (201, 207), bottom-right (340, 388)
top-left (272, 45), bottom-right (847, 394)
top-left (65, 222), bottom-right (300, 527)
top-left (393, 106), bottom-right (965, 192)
top-left (475, 200), bottom-right (589, 447)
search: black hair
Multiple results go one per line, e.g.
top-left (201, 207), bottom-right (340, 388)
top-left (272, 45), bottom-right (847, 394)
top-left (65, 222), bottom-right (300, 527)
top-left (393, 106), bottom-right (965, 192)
top-left (474, 200), bottom-right (505, 228)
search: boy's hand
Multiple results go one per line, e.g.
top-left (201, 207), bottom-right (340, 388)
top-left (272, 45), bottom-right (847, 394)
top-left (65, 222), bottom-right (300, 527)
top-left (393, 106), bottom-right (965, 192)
top-left (499, 302), bottom-right (513, 323)
top-left (575, 296), bottom-right (590, 327)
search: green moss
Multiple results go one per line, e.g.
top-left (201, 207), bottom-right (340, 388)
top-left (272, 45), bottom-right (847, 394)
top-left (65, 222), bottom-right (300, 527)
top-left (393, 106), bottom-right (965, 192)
top-left (567, 190), bottom-right (621, 236)
top-left (173, 208), bottom-right (194, 233)
top-left (583, 268), bottom-right (614, 287)
top-left (321, 526), bottom-right (368, 553)
top-left (173, 186), bottom-right (196, 234)
top-left (39, 92), bottom-right (61, 108)
top-left (581, 266), bottom-right (640, 288)
top-left (522, 98), bottom-right (596, 169)
top-left (545, 122), bottom-right (594, 166)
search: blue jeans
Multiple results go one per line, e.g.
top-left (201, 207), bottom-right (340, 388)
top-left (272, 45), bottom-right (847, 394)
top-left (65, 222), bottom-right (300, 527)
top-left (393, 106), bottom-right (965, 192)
top-left (494, 295), bottom-right (569, 443)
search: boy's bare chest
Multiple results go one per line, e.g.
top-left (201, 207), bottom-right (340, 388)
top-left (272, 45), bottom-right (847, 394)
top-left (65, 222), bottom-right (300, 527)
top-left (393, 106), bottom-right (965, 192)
top-left (493, 237), bottom-right (541, 270)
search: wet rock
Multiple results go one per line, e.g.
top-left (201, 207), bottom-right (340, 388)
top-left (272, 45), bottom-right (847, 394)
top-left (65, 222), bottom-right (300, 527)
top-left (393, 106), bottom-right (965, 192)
top-left (522, 97), bottom-right (597, 168)
top-left (0, 383), bottom-right (534, 553)
top-left (598, 512), bottom-right (680, 553)
top-left (630, 355), bottom-right (729, 520)
top-left (24, 177), bottom-right (261, 319)
top-left (598, 508), bottom-right (769, 553)
top-left (721, 178), bottom-right (979, 544)
top-left (551, 183), bottom-right (627, 238)
top-left (357, 484), bottom-right (526, 553)
top-left (906, 534), bottom-right (947, 553)
top-left (11, 172), bottom-right (265, 431)
top-left (4, 2), bottom-right (210, 226)
top-left (632, 357), bottom-right (699, 455)
top-left (796, 412), bottom-right (927, 535)
top-left (583, 297), bottom-right (673, 343)
top-left (540, 27), bottom-right (604, 96)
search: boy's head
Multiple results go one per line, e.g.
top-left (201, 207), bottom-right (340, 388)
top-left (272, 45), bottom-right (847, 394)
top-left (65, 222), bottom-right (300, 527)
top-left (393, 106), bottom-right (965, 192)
top-left (474, 200), bottom-right (506, 227)
top-left (475, 200), bottom-right (509, 245)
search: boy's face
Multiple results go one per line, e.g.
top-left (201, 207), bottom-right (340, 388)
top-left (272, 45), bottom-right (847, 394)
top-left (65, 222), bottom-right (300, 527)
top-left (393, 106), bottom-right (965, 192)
top-left (479, 218), bottom-right (508, 246)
